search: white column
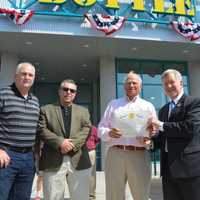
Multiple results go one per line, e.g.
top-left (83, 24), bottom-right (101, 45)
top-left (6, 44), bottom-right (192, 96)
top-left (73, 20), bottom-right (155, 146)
top-left (92, 82), bottom-right (98, 125)
top-left (99, 56), bottom-right (116, 169)
top-left (0, 53), bottom-right (19, 88)
top-left (188, 61), bottom-right (200, 97)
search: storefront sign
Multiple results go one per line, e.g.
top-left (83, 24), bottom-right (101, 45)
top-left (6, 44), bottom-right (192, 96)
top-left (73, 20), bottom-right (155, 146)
top-left (38, 0), bottom-right (195, 16)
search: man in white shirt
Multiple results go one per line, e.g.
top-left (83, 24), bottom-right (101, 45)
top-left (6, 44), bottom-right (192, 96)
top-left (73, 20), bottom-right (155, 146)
top-left (98, 71), bottom-right (157, 200)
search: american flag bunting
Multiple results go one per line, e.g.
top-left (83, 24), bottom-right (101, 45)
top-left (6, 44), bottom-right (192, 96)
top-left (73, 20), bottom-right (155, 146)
top-left (85, 13), bottom-right (126, 35)
top-left (0, 8), bottom-right (34, 25)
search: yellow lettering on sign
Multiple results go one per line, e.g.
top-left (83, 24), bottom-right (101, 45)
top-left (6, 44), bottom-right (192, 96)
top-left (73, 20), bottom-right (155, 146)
top-left (73, 0), bottom-right (96, 7)
top-left (132, 0), bottom-right (145, 11)
top-left (153, 0), bottom-right (164, 13)
top-left (185, 0), bottom-right (195, 16)
top-left (38, 0), bottom-right (66, 3)
top-left (174, 0), bottom-right (186, 15)
top-left (153, 0), bottom-right (173, 14)
top-left (38, 0), bottom-right (195, 17)
top-left (105, 0), bottom-right (120, 9)
top-left (153, 0), bottom-right (194, 16)
top-left (167, 0), bottom-right (195, 16)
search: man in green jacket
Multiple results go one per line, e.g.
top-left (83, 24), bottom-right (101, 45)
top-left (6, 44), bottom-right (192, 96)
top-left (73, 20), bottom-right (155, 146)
top-left (37, 79), bottom-right (91, 200)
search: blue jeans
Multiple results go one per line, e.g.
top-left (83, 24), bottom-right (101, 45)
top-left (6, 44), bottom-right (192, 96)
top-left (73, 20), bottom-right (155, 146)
top-left (0, 148), bottom-right (35, 200)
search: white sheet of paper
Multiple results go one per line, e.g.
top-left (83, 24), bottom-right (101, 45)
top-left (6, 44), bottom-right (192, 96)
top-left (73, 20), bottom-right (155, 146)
top-left (113, 107), bottom-right (151, 137)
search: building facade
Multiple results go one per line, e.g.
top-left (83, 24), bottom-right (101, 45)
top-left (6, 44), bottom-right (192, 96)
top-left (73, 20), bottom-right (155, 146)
top-left (1, 0), bottom-right (200, 170)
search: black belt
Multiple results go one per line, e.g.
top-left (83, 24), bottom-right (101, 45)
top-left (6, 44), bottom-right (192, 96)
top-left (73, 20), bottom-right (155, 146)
top-left (1, 143), bottom-right (33, 153)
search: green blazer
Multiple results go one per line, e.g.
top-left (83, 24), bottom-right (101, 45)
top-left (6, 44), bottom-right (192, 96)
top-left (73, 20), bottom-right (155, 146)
top-left (37, 103), bottom-right (91, 170)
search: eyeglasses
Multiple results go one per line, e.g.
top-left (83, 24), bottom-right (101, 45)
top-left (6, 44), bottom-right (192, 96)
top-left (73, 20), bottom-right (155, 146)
top-left (61, 87), bottom-right (76, 93)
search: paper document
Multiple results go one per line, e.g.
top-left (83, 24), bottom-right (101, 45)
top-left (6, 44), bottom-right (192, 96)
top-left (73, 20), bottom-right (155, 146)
top-left (113, 107), bottom-right (151, 137)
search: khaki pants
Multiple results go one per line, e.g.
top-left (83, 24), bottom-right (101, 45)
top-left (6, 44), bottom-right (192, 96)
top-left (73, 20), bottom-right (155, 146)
top-left (89, 150), bottom-right (96, 199)
top-left (105, 146), bottom-right (151, 200)
top-left (43, 156), bottom-right (91, 200)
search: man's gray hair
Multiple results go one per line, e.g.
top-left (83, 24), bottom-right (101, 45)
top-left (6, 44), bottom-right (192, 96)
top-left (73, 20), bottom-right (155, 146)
top-left (16, 62), bottom-right (35, 74)
top-left (161, 69), bottom-right (182, 82)
top-left (124, 71), bottom-right (142, 84)
top-left (60, 79), bottom-right (77, 88)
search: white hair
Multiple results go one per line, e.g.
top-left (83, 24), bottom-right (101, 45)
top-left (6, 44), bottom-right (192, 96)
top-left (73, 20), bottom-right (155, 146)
top-left (161, 69), bottom-right (182, 82)
top-left (124, 71), bottom-right (142, 85)
top-left (15, 62), bottom-right (35, 74)
top-left (59, 79), bottom-right (77, 89)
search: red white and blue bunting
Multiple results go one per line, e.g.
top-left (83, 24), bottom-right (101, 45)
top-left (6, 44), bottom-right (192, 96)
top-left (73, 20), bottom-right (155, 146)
top-left (171, 21), bottom-right (200, 41)
top-left (0, 7), bottom-right (200, 41)
top-left (0, 8), bottom-right (34, 25)
top-left (85, 13), bottom-right (126, 35)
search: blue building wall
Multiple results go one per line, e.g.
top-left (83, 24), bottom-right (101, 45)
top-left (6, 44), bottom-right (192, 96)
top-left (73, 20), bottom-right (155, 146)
top-left (0, 0), bottom-right (200, 44)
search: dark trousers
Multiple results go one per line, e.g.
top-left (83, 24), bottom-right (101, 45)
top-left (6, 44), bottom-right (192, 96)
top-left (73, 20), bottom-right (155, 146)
top-left (162, 176), bottom-right (200, 200)
top-left (0, 149), bottom-right (35, 200)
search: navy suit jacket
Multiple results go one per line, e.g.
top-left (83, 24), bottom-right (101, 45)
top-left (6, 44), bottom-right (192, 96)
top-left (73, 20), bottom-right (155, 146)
top-left (153, 94), bottom-right (200, 178)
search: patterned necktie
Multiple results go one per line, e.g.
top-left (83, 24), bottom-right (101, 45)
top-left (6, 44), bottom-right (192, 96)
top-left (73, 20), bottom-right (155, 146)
top-left (62, 107), bottom-right (71, 138)
top-left (64, 107), bottom-right (69, 117)
top-left (170, 100), bottom-right (176, 110)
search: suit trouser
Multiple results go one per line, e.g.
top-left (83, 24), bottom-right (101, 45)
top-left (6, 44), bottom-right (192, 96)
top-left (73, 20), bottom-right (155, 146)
top-left (43, 156), bottom-right (91, 200)
top-left (163, 176), bottom-right (200, 200)
top-left (105, 146), bottom-right (151, 200)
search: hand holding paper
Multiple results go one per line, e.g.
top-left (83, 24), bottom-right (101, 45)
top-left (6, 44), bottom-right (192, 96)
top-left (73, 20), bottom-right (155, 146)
top-left (109, 128), bottom-right (122, 138)
top-left (147, 117), bottom-right (161, 136)
top-left (136, 136), bottom-right (151, 146)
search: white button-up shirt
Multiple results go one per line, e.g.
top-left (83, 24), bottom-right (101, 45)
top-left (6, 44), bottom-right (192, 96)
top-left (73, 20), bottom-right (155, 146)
top-left (98, 96), bottom-right (157, 148)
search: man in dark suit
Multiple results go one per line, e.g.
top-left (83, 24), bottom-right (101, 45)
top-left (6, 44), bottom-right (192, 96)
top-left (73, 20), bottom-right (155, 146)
top-left (148, 69), bottom-right (200, 200)
top-left (37, 79), bottom-right (91, 200)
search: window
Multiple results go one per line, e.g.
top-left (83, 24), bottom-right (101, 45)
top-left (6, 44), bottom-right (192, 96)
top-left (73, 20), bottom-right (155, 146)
top-left (116, 59), bottom-right (188, 107)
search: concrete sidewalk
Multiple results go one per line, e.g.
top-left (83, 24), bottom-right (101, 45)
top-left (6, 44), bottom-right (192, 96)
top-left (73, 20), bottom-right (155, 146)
top-left (94, 172), bottom-right (163, 200)
top-left (32, 172), bottom-right (163, 200)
